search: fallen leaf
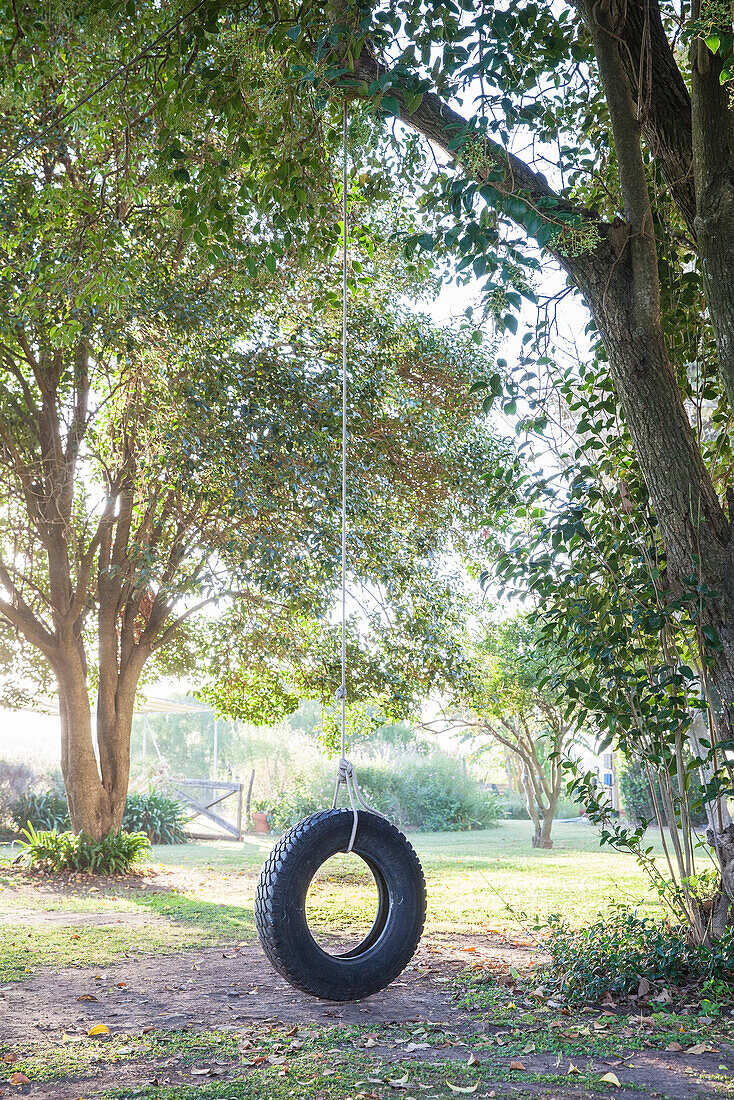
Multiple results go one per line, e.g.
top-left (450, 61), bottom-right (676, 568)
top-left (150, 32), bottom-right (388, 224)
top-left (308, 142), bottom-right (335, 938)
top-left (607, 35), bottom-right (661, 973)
top-left (388, 1073), bottom-right (410, 1088)
top-left (637, 978), bottom-right (650, 998)
top-left (567, 1062), bottom-right (581, 1075)
top-left (687, 1043), bottom-right (708, 1055)
top-left (2, 1055), bottom-right (17, 1065)
top-left (467, 1052), bottom-right (478, 1066)
top-left (522, 1042), bottom-right (535, 1054)
top-left (77, 995), bottom-right (98, 1002)
top-left (446, 1083), bottom-right (479, 1094)
top-left (8, 1073), bottom-right (30, 1085)
top-left (508, 1061), bottom-right (525, 1072)
top-left (654, 988), bottom-right (673, 1003)
top-left (87, 1024), bottom-right (110, 1038)
top-left (666, 1042), bottom-right (682, 1052)
top-left (599, 1072), bottom-right (621, 1087)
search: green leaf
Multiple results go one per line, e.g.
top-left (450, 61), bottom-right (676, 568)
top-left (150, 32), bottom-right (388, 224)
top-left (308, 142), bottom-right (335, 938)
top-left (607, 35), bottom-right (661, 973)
top-left (380, 96), bottom-right (402, 116)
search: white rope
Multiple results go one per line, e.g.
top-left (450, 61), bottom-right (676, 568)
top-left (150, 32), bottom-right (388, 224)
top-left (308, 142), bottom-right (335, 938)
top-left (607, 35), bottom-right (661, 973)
top-left (332, 100), bottom-right (368, 855)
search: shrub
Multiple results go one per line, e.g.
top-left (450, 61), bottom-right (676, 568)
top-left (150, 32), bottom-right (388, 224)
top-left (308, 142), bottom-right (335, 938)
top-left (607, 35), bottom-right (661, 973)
top-left (264, 748), bottom-right (502, 833)
top-left (501, 794), bottom-right (584, 821)
top-left (11, 790), bottom-right (70, 833)
top-left (15, 824), bottom-right (151, 874)
top-left (502, 798), bottom-right (530, 820)
top-left (620, 760), bottom-right (707, 826)
top-left (545, 908), bottom-right (734, 1002)
top-left (123, 790), bottom-right (188, 844)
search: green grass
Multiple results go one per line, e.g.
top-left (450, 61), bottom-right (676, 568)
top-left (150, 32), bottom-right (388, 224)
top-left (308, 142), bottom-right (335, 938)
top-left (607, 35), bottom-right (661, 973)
top-left (0, 920), bottom-right (214, 983)
top-left (10, 1014), bottom-right (734, 1098)
top-left (143, 821), bottom-right (667, 930)
top-left (13, 1027), bottom-right (653, 1099)
top-left (94, 1053), bottom-right (649, 1099)
top-left (0, 822), bottom-right (670, 983)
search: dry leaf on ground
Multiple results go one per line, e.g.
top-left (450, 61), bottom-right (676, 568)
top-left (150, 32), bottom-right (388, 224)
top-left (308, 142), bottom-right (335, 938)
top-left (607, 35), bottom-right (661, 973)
top-left (599, 1072), bottom-right (621, 1087)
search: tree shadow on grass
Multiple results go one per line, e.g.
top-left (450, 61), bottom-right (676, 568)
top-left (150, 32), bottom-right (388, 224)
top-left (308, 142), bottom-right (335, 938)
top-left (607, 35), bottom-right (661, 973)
top-left (128, 888), bottom-right (256, 941)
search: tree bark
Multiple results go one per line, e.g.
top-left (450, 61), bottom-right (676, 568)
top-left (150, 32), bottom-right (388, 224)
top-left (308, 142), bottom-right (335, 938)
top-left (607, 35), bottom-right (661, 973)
top-left (535, 809), bottom-right (555, 850)
top-left (690, 31), bottom-right (734, 408)
top-left (57, 654), bottom-right (107, 838)
top-left (57, 664), bottom-right (136, 840)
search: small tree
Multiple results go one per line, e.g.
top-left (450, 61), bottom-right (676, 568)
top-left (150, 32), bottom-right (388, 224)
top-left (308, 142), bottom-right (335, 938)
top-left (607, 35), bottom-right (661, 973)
top-left (425, 618), bottom-right (578, 848)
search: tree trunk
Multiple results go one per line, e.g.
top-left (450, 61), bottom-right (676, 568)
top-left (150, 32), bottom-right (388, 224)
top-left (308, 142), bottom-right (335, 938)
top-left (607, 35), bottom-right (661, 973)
top-left (521, 764), bottom-right (542, 845)
top-left (534, 813), bottom-right (554, 850)
top-left (705, 824), bottom-right (734, 939)
top-left (536, 785), bottom-right (561, 849)
top-left (57, 651), bottom-right (135, 841)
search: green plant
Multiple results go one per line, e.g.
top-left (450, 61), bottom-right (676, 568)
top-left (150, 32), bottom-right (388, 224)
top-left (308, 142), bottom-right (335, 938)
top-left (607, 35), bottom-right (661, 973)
top-left (0, 760), bottom-right (37, 828)
top-left (123, 790), bottom-right (188, 844)
top-left (620, 760), bottom-right (707, 827)
top-left (11, 790), bottom-right (70, 833)
top-left (14, 824), bottom-right (151, 874)
top-left (264, 748), bottom-right (502, 833)
top-left (544, 907), bottom-right (734, 1003)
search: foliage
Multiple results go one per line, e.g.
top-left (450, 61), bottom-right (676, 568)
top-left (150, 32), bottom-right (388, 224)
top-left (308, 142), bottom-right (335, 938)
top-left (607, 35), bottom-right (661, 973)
top-left (10, 791), bottom-right (70, 833)
top-left (262, 748), bottom-right (501, 833)
top-left (14, 826), bottom-right (151, 874)
top-left (0, 2), bottom-right (510, 837)
top-left (619, 761), bottom-right (707, 828)
top-left (545, 908), bottom-right (734, 1004)
top-left (428, 615), bottom-right (581, 848)
top-left (491, 343), bottom-right (730, 931)
top-left (122, 791), bottom-right (188, 845)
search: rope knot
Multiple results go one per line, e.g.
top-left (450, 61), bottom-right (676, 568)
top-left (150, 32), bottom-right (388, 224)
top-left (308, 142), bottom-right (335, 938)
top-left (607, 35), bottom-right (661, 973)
top-left (336, 757), bottom-right (353, 783)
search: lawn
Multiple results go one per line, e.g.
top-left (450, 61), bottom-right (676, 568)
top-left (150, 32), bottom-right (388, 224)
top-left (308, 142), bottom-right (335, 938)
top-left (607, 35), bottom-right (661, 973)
top-left (0, 820), bottom-right (669, 981)
top-left (2, 821), bottom-right (732, 1100)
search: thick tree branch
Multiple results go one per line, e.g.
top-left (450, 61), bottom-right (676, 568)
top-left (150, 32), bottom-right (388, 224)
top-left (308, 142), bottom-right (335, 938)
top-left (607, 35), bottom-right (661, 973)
top-left (349, 48), bottom-right (611, 277)
top-left (616, 0), bottom-right (696, 234)
top-left (580, 0), bottom-right (661, 332)
top-left (690, 24), bottom-right (734, 408)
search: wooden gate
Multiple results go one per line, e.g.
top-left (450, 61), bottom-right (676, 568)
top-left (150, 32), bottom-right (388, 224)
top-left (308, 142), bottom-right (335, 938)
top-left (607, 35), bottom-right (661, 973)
top-left (171, 779), bottom-right (245, 841)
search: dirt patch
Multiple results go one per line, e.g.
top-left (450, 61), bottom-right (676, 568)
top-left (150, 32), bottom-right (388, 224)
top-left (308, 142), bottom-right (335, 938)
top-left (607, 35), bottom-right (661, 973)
top-left (1, 933), bottom-right (732, 1099)
top-left (0, 937), bottom-right (472, 1046)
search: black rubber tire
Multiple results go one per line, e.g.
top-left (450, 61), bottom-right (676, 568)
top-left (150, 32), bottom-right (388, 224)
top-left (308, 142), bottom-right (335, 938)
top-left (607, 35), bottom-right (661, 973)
top-left (255, 808), bottom-right (426, 1001)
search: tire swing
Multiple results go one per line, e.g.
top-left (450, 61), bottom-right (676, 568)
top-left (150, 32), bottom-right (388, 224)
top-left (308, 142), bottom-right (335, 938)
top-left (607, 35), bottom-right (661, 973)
top-left (254, 103), bottom-right (427, 1002)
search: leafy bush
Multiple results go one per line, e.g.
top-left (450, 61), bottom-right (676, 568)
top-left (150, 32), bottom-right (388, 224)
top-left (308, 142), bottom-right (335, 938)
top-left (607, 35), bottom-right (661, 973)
top-left (502, 798), bottom-right (530, 820)
top-left (264, 748), bottom-right (502, 833)
top-left (15, 825), bottom-right (151, 874)
top-left (123, 790), bottom-right (187, 844)
top-left (545, 908), bottom-right (734, 1002)
top-left (620, 761), bottom-right (706, 826)
top-left (11, 790), bottom-right (70, 833)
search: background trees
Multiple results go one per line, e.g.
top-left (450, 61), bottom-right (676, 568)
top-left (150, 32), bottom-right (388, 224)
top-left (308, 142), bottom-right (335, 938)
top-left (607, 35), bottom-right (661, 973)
top-left (215, 0), bottom-right (734, 931)
top-left (423, 617), bottom-right (580, 849)
top-left (0, 4), bottom-right (510, 838)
